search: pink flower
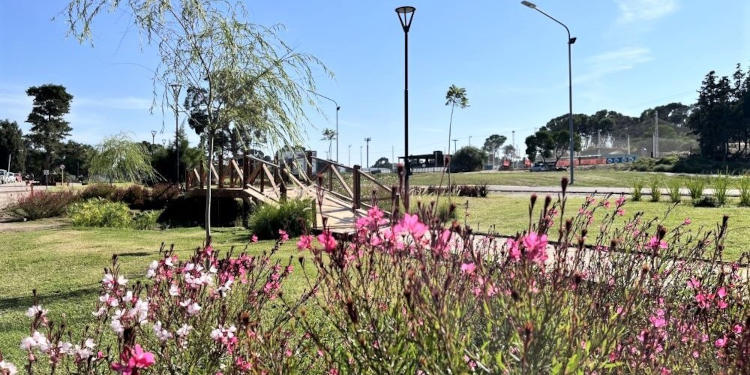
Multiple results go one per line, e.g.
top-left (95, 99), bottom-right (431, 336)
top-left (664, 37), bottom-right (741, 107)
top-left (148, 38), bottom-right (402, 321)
top-left (733, 324), bottom-right (743, 334)
top-left (714, 336), bottom-right (727, 348)
top-left (394, 213), bottom-right (428, 240)
top-left (506, 238), bottom-right (521, 261)
top-left (695, 293), bottom-right (714, 309)
top-left (683, 218), bottom-right (692, 225)
top-left (687, 278), bottom-right (701, 290)
top-left (251, 234), bottom-right (258, 243)
top-left (716, 299), bottom-right (728, 309)
top-left (278, 229), bottom-right (289, 242)
top-left (297, 235), bottom-right (313, 251)
top-left (521, 232), bottom-right (548, 265)
top-left (460, 263), bottom-right (476, 275)
top-left (717, 286), bottom-right (727, 298)
top-left (649, 308), bottom-right (667, 328)
top-left (317, 231), bottom-right (338, 253)
top-left (111, 344), bottom-right (155, 374)
top-left (647, 236), bottom-right (668, 251)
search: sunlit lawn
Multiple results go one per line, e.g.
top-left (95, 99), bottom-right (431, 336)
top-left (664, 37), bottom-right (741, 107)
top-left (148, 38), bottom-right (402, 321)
top-left (1, 194), bottom-right (748, 362)
top-left (0, 225), bottom-right (312, 363)
top-left (428, 194), bottom-right (749, 260)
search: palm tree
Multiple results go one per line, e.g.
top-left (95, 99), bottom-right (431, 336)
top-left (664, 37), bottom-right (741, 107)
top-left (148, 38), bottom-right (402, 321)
top-left (445, 84), bottom-right (469, 192)
top-left (321, 128), bottom-right (336, 160)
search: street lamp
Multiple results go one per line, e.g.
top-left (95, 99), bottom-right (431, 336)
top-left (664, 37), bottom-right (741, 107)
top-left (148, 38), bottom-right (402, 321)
top-left (521, 1), bottom-right (577, 184)
top-left (170, 83), bottom-right (182, 186)
top-left (308, 90), bottom-right (340, 163)
top-left (151, 130), bottom-right (157, 152)
top-left (396, 5), bottom-right (415, 208)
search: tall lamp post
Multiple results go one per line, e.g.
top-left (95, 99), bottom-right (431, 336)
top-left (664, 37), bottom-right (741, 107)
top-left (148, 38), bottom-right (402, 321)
top-left (308, 90), bottom-right (340, 163)
top-left (170, 83), bottom-right (182, 186)
top-left (151, 130), bottom-right (157, 153)
top-left (396, 5), bottom-right (415, 208)
top-left (521, 1), bottom-right (576, 184)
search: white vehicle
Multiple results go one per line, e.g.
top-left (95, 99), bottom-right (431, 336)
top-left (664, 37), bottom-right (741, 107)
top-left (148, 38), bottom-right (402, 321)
top-left (0, 169), bottom-right (7, 184)
top-left (5, 172), bottom-right (16, 183)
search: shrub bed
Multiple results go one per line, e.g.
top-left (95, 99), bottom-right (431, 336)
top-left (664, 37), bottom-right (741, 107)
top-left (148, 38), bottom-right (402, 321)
top-left (248, 199), bottom-right (312, 239)
top-left (67, 198), bottom-right (133, 228)
top-left (3, 191), bottom-right (77, 220)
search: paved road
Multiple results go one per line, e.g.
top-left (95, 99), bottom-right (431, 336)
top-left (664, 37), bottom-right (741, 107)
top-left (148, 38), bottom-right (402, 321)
top-left (480, 185), bottom-right (741, 197)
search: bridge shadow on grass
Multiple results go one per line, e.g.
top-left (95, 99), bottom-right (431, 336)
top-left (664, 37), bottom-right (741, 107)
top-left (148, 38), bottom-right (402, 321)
top-left (0, 285), bottom-right (100, 312)
top-left (117, 251), bottom-right (152, 257)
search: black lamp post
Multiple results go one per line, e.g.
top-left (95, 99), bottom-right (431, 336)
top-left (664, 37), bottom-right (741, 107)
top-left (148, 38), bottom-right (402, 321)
top-left (170, 83), bottom-right (182, 186)
top-left (396, 5), bottom-right (415, 208)
top-left (308, 90), bottom-right (340, 163)
top-left (521, 1), bottom-right (576, 184)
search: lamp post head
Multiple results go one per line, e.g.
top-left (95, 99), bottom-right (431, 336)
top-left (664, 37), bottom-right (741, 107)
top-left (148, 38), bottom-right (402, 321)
top-left (569, 36), bottom-right (577, 44)
top-left (151, 130), bottom-right (157, 137)
top-left (521, 1), bottom-right (537, 9)
top-left (395, 6), bottom-right (416, 32)
top-left (336, 106), bottom-right (341, 111)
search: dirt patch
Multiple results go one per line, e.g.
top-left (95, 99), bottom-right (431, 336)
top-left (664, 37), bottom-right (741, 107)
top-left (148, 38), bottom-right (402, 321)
top-left (0, 218), bottom-right (69, 232)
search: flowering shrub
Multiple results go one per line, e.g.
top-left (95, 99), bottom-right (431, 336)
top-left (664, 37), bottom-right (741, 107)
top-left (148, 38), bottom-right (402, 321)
top-left (298, 179), bottom-right (749, 374)
top-left (3, 191), bottom-right (77, 220)
top-left (2, 237), bottom-right (318, 374)
top-left (2, 178), bottom-right (748, 374)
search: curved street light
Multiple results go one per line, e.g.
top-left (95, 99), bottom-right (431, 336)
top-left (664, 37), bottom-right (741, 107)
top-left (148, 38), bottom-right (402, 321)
top-left (308, 90), bottom-right (341, 163)
top-left (396, 5), bottom-right (415, 208)
top-left (521, 1), bottom-right (577, 184)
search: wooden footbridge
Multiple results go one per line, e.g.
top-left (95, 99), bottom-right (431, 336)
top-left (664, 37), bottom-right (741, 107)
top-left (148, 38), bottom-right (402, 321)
top-left (185, 153), bottom-right (399, 234)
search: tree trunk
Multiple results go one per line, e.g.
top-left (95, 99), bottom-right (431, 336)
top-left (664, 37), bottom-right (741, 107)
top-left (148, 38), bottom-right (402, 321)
top-left (447, 102), bottom-right (455, 196)
top-left (205, 132), bottom-right (214, 243)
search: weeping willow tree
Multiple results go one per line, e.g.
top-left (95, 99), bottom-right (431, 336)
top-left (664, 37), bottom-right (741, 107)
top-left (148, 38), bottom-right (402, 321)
top-left (90, 134), bottom-right (158, 183)
top-left (65, 0), bottom-right (329, 241)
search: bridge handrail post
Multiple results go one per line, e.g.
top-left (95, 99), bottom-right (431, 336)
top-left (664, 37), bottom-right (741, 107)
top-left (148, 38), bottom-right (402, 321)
top-left (279, 166), bottom-right (287, 201)
top-left (305, 151), bottom-right (313, 181)
top-left (391, 185), bottom-right (400, 217)
top-left (243, 156), bottom-right (250, 187)
top-left (217, 154), bottom-right (224, 189)
top-left (259, 161), bottom-right (265, 193)
top-left (353, 165), bottom-right (361, 210)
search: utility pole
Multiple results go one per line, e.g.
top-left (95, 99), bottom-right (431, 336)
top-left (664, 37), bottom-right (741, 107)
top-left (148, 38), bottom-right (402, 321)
top-left (364, 137), bottom-right (371, 168)
top-left (468, 136), bottom-right (472, 147)
top-left (391, 145), bottom-right (394, 164)
top-left (626, 127), bottom-right (631, 155)
top-left (170, 83), bottom-right (182, 187)
top-left (512, 130), bottom-right (516, 158)
top-left (452, 139), bottom-right (458, 154)
top-left (348, 144), bottom-right (352, 166)
top-left (653, 110), bottom-right (659, 158)
top-left (360, 145), bottom-right (363, 166)
top-left (597, 129), bottom-right (601, 155)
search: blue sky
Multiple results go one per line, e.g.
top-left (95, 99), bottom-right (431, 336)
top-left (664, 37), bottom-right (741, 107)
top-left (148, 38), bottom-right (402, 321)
top-left (1, 0), bottom-right (749, 165)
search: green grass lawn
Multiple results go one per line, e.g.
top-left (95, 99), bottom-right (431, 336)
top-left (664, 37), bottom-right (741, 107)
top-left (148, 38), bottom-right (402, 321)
top-left (378, 169), bottom-right (726, 188)
top-left (1, 194), bottom-right (747, 363)
top-left (421, 194), bottom-right (748, 260)
top-left (0, 225), bottom-right (312, 363)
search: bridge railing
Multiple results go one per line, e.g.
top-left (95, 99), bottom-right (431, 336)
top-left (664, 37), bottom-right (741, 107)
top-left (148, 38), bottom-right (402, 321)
top-left (185, 152), bottom-right (399, 214)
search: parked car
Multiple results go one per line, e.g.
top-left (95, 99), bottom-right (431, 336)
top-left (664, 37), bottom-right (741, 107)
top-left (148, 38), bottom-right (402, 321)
top-left (5, 172), bottom-right (16, 183)
top-left (0, 169), bottom-right (6, 184)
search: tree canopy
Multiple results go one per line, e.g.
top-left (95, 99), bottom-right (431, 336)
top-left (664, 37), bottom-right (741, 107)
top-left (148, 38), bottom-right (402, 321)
top-left (25, 84), bottom-right (73, 169)
top-left (482, 134), bottom-right (507, 158)
top-left (89, 134), bottom-right (158, 183)
top-left (0, 119), bottom-right (25, 172)
top-left (450, 146), bottom-right (486, 173)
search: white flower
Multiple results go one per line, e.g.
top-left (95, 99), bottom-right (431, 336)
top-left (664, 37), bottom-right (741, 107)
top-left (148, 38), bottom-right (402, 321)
top-left (184, 263), bottom-right (195, 272)
top-left (110, 309), bottom-right (124, 334)
top-left (132, 299), bottom-right (149, 324)
top-left (0, 360), bottom-right (17, 375)
top-left (165, 257), bottom-right (175, 267)
top-left (186, 302), bottom-right (201, 316)
top-left (84, 338), bottom-right (95, 349)
top-left (169, 284), bottom-right (180, 297)
top-left (20, 337), bottom-right (36, 351)
top-left (218, 279), bottom-right (233, 295)
top-left (210, 328), bottom-right (222, 341)
top-left (74, 346), bottom-right (93, 361)
top-left (176, 324), bottom-right (192, 338)
top-left (153, 321), bottom-right (173, 342)
top-left (25, 305), bottom-right (48, 319)
top-left (146, 260), bottom-right (159, 278)
top-left (102, 273), bottom-right (115, 287)
top-left (57, 341), bottom-right (73, 355)
top-left (92, 307), bottom-right (107, 317)
top-left (117, 275), bottom-right (128, 286)
top-left (32, 331), bottom-right (50, 352)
